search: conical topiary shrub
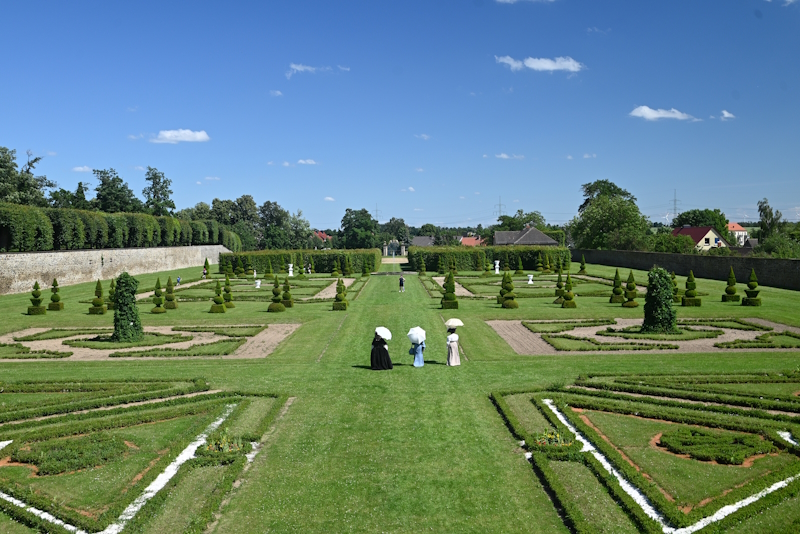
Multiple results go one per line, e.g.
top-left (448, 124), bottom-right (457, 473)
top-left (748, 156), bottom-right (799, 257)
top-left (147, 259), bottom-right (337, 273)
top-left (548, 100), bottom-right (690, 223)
top-left (333, 278), bottom-right (348, 311)
top-left (223, 274), bottom-right (235, 308)
top-left (553, 267), bottom-right (565, 304)
top-left (441, 271), bottom-right (459, 309)
top-left (671, 271), bottom-right (681, 303)
top-left (151, 278), bottom-right (166, 314)
top-left (481, 259), bottom-right (490, 277)
top-left (28, 281), bottom-right (46, 315)
top-left (609, 269), bottom-right (625, 303)
top-left (309, 256), bottom-right (315, 274)
top-left (361, 260), bottom-right (370, 278)
top-left (112, 273), bottom-right (143, 341)
top-left (437, 255), bottom-right (446, 275)
top-left (210, 280), bottom-right (226, 313)
top-left (578, 255), bottom-right (587, 275)
top-left (89, 280), bottom-right (107, 315)
top-left (164, 276), bottom-right (178, 309)
top-left (498, 271), bottom-right (510, 305)
top-left (641, 267), bottom-right (677, 333)
top-left (282, 277), bottom-right (294, 308)
top-left (449, 255), bottom-right (458, 275)
top-left (418, 256), bottom-right (426, 275)
top-left (331, 259), bottom-right (342, 277)
top-left (742, 268), bottom-right (761, 306)
top-left (204, 258), bottom-right (210, 274)
top-left (245, 257), bottom-right (254, 277)
top-left (269, 276), bottom-right (286, 312)
top-left (107, 279), bottom-right (117, 310)
top-left (503, 253), bottom-right (510, 272)
top-left (266, 259), bottom-right (273, 277)
top-left (622, 271), bottom-right (639, 308)
top-left (562, 273), bottom-right (576, 308)
top-left (682, 270), bottom-right (702, 307)
top-left (235, 257), bottom-right (245, 278)
top-left (501, 272), bottom-right (518, 309)
top-left (535, 253), bottom-right (543, 272)
top-left (48, 278), bottom-right (63, 311)
top-left (296, 255), bottom-right (307, 279)
top-left (542, 254), bottom-right (552, 274)
top-left (343, 255), bottom-right (353, 276)
top-left (515, 256), bottom-right (524, 275)
top-left (722, 266), bottom-right (740, 302)
top-left (225, 258), bottom-right (234, 277)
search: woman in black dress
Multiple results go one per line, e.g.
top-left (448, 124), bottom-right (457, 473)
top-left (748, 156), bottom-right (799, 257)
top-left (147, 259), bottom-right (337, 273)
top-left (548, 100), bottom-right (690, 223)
top-left (371, 333), bottom-right (393, 370)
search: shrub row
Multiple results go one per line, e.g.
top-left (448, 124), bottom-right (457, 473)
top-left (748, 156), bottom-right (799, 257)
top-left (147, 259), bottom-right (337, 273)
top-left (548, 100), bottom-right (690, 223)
top-left (219, 249), bottom-right (381, 275)
top-left (409, 245), bottom-right (571, 273)
top-left (0, 202), bottom-right (241, 252)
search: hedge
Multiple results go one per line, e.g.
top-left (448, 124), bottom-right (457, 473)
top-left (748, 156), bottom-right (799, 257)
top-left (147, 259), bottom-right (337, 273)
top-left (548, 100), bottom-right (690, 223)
top-left (409, 245), bottom-right (570, 273)
top-left (0, 202), bottom-right (241, 252)
top-left (220, 249), bottom-right (380, 275)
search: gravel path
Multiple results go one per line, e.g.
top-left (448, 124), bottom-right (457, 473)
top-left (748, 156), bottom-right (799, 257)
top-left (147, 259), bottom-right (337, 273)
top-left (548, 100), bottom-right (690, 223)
top-left (486, 320), bottom-right (556, 355)
top-left (233, 323), bottom-right (300, 359)
top-left (432, 277), bottom-right (473, 297)
top-left (572, 274), bottom-right (647, 293)
top-left (299, 278), bottom-right (354, 300)
top-left (136, 279), bottom-right (210, 300)
top-left (743, 318), bottom-right (800, 335)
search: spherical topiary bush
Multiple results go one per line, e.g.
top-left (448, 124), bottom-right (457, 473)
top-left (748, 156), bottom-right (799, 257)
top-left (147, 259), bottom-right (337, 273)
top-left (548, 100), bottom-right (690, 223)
top-left (742, 268), bottom-right (761, 306)
top-left (671, 271), bottom-right (681, 303)
top-left (210, 280), bottom-right (226, 313)
top-left (609, 269), bottom-right (625, 304)
top-left (578, 255), bottom-right (587, 275)
top-left (501, 272), bottom-right (518, 309)
top-left (107, 279), bottom-right (117, 310)
top-left (622, 270), bottom-right (639, 308)
top-left (722, 266), bottom-right (740, 302)
top-left (235, 257), bottom-right (245, 278)
top-left (269, 276), bottom-right (286, 312)
top-left (223, 274), bottom-right (235, 308)
top-left (641, 267), bottom-right (677, 333)
top-left (112, 273), bottom-right (144, 341)
top-left (282, 277), bottom-right (294, 308)
top-left (561, 273), bottom-right (576, 308)
top-left (164, 276), bottom-right (178, 309)
top-left (553, 267), bottom-right (565, 304)
top-left (89, 280), bottom-right (108, 315)
top-left (682, 270), bottom-right (702, 307)
top-left (441, 271), bottom-right (459, 309)
top-left (28, 281), bottom-right (47, 315)
top-left (151, 278), bottom-right (166, 314)
top-left (48, 278), bottom-right (63, 311)
top-left (333, 278), bottom-right (348, 311)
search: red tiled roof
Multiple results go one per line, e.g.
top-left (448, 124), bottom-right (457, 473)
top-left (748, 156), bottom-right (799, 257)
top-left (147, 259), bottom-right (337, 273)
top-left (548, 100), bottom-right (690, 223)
top-left (671, 226), bottom-right (720, 244)
top-left (727, 222), bottom-right (746, 232)
top-left (460, 236), bottom-right (484, 247)
top-left (315, 230), bottom-right (332, 241)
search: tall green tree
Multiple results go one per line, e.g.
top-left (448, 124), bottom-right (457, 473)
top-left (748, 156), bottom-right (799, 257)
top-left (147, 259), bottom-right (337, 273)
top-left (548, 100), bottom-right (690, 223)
top-left (578, 179), bottom-right (636, 214)
top-left (94, 169), bottom-right (144, 212)
top-left (0, 147), bottom-right (55, 207)
top-left (341, 208), bottom-right (379, 249)
top-left (494, 209), bottom-right (546, 232)
top-left (49, 182), bottom-right (92, 209)
top-left (757, 198), bottom-right (783, 240)
top-left (142, 167), bottom-right (175, 216)
top-left (259, 200), bottom-right (291, 249)
top-left (672, 208), bottom-right (730, 238)
top-left (382, 217), bottom-right (410, 242)
top-left (567, 195), bottom-right (650, 250)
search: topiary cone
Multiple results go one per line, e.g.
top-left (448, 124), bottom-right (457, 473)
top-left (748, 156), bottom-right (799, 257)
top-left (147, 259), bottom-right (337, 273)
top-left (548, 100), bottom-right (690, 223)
top-left (670, 271), bottom-right (681, 303)
top-left (561, 273), bottom-right (576, 308)
top-left (223, 274), bottom-right (235, 308)
top-left (269, 276), bottom-right (286, 312)
top-left (107, 279), bottom-right (117, 310)
top-left (578, 255), bottom-right (587, 275)
top-left (502, 271), bottom-right (518, 309)
top-left (48, 278), bottom-right (63, 311)
top-left (333, 277), bottom-right (348, 310)
top-left (622, 270), bottom-right (639, 308)
top-left (89, 280), bottom-right (107, 315)
top-left (282, 276), bottom-right (294, 308)
top-left (441, 271), bottom-right (458, 309)
top-left (553, 267), bottom-right (565, 304)
top-left (28, 281), bottom-right (46, 315)
top-left (609, 269), bottom-right (625, 303)
top-left (515, 256), bottom-right (524, 275)
top-left (742, 268), bottom-right (761, 306)
top-left (722, 266), bottom-right (740, 302)
top-left (164, 276), bottom-right (178, 309)
top-left (535, 253), bottom-right (543, 272)
top-left (210, 280), bottom-right (226, 313)
top-left (151, 277), bottom-right (166, 314)
top-left (682, 270), bottom-right (702, 307)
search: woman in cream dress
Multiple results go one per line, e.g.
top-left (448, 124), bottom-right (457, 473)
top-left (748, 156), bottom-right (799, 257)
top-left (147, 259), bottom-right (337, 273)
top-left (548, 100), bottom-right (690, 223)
top-left (446, 328), bottom-right (460, 366)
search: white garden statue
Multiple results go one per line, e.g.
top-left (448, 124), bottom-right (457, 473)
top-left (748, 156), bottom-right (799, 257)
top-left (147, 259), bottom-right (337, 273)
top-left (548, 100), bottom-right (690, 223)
top-left (288, 263), bottom-right (294, 277)
top-left (494, 260), bottom-right (500, 275)
top-left (527, 274), bottom-right (534, 285)
top-left (255, 280), bottom-right (261, 289)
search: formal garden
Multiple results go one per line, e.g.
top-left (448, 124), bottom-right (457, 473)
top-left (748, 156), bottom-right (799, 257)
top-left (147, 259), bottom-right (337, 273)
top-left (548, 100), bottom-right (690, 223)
top-left (1, 246), bottom-right (800, 532)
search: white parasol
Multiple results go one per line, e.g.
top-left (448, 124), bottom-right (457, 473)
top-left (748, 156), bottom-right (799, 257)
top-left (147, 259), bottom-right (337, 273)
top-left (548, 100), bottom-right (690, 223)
top-left (375, 326), bottom-right (392, 341)
top-left (444, 318), bottom-right (464, 329)
top-left (407, 326), bottom-right (426, 344)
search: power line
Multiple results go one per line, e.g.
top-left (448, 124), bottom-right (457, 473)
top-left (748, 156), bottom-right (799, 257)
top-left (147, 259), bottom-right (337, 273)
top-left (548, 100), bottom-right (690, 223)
top-left (373, 203), bottom-right (382, 221)
top-left (493, 196), bottom-right (506, 218)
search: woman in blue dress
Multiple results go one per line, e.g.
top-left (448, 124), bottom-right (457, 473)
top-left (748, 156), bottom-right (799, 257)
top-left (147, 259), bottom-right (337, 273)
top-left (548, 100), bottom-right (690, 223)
top-left (409, 341), bottom-right (425, 367)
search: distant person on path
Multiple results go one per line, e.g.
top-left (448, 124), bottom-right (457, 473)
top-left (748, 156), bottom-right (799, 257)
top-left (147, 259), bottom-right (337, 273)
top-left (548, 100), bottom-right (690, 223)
top-left (446, 328), bottom-right (460, 366)
top-left (253, 269), bottom-right (257, 280)
top-left (202, 267), bottom-right (207, 279)
top-left (371, 333), bottom-right (393, 370)
top-left (409, 340), bottom-right (425, 367)
top-left (399, 275), bottom-right (405, 293)
top-left (176, 276), bottom-right (181, 286)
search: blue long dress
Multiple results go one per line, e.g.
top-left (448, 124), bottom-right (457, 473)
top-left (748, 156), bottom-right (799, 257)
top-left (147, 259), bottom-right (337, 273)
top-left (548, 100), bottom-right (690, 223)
top-left (409, 341), bottom-right (425, 367)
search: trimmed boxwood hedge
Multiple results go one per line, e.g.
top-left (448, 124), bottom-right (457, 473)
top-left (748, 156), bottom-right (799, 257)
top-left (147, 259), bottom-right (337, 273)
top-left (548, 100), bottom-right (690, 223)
top-left (221, 249), bottom-right (380, 275)
top-left (409, 245), bottom-right (570, 273)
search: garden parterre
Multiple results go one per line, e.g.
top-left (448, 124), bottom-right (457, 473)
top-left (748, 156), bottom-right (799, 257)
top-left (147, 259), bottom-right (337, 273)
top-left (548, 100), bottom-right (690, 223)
top-left (2, 260), bottom-right (800, 532)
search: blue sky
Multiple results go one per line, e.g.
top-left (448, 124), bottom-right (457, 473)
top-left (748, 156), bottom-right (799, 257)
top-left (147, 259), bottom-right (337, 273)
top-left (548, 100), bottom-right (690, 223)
top-left (2, 0), bottom-right (799, 230)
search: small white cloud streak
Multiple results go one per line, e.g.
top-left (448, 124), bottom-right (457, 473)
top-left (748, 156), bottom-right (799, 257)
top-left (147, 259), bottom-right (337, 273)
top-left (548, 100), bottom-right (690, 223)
top-left (415, 168), bottom-right (424, 172)
top-left (196, 181), bottom-right (202, 185)
top-left (566, 155), bottom-right (573, 160)
top-left (583, 153), bottom-right (596, 159)
top-left (338, 65), bottom-right (350, 71)
top-left (408, 186), bottom-right (415, 192)
top-left (282, 161), bottom-right (290, 167)
top-left (496, 55), bottom-right (584, 73)
top-left (134, 166), bottom-right (145, 171)
top-left (298, 159), bottom-right (317, 165)
top-left (496, 153), bottom-right (524, 160)
top-left (629, 106), bottom-right (694, 121)
top-left (47, 151), bottom-right (57, 156)
top-left (286, 63), bottom-right (317, 79)
top-left (150, 129), bottom-right (210, 143)
top-left (495, 55), bottom-right (523, 71)
top-left (324, 196), bottom-right (335, 201)
top-left (415, 134), bottom-right (431, 140)
top-left (270, 90), bottom-right (283, 97)
top-left (413, 208), bottom-right (423, 211)
top-left (205, 176), bottom-right (220, 180)
top-left (72, 166), bottom-right (91, 172)
top-left (721, 110), bottom-right (736, 120)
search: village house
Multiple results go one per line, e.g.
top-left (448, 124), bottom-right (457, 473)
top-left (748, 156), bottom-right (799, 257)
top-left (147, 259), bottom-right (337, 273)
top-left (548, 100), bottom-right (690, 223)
top-left (671, 226), bottom-right (731, 251)
top-left (727, 222), bottom-right (749, 246)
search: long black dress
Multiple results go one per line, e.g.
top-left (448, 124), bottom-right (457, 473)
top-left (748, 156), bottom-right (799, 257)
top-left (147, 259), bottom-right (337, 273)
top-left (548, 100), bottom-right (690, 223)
top-left (371, 334), bottom-right (393, 370)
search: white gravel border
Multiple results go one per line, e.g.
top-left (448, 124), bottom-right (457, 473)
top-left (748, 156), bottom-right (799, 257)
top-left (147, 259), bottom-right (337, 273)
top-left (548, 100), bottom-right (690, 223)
top-left (541, 398), bottom-right (800, 534)
top-left (0, 404), bottom-right (237, 534)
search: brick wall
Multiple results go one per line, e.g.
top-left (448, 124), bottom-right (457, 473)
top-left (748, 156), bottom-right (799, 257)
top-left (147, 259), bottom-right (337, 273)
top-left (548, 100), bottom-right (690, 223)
top-left (572, 249), bottom-right (800, 291)
top-left (0, 245), bottom-right (229, 295)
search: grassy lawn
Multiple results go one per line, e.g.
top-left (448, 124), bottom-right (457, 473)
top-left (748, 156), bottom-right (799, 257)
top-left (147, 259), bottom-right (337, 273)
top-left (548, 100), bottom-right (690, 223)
top-left (1, 260), bottom-right (800, 532)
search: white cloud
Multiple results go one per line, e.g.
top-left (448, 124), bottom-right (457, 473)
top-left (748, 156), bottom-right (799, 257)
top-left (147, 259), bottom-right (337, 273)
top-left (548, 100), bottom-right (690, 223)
top-left (127, 106), bottom-right (138, 112)
top-left (497, 55), bottom-right (584, 73)
top-left (338, 65), bottom-right (350, 71)
top-left (205, 176), bottom-right (220, 180)
top-left (496, 153), bottom-right (524, 160)
top-left (408, 186), bottom-right (415, 192)
top-left (196, 181), bottom-right (202, 185)
top-left (413, 208), bottom-right (423, 211)
top-left (587, 27), bottom-right (610, 35)
top-left (298, 159), bottom-right (318, 165)
top-left (282, 161), bottom-right (290, 167)
top-left (269, 90), bottom-right (283, 97)
top-left (459, 196), bottom-right (466, 200)
top-left (72, 166), bottom-right (91, 172)
top-left (513, 199), bottom-right (520, 202)
top-left (134, 166), bottom-right (145, 171)
top-left (721, 110), bottom-right (736, 121)
top-left (415, 168), bottom-right (424, 172)
top-left (629, 105), bottom-right (694, 121)
top-left (482, 154), bottom-right (488, 158)
top-left (47, 151), bottom-right (57, 157)
top-left (475, 192), bottom-right (480, 195)
top-left (566, 155), bottom-right (573, 160)
top-left (415, 134), bottom-right (431, 140)
top-left (267, 161), bottom-right (274, 166)
top-left (583, 153), bottom-right (596, 159)
top-left (150, 129), bottom-right (210, 143)
top-left (128, 134), bottom-right (143, 140)
top-left (324, 196), bottom-right (335, 201)
top-left (286, 63), bottom-right (317, 79)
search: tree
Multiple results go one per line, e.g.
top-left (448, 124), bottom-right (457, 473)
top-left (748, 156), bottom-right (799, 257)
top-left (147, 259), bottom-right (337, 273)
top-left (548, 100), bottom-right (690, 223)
top-left (288, 210), bottom-right (313, 248)
top-left (142, 167), bottom-right (175, 216)
top-left (757, 198), bottom-right (783, 240)
top-left (164, 276), bottom-right (178, 309)
top-left (495, 209), bottom-right (546, 232)
top-left (175, 201), bottom-right (213, 221)
top-left (151, 278), bottom-right (166, 314)
top-left (89, 280), bottom-right (107, 314)
top-left (641, 267), bottom-right (677, 333)
top-left (259, 200), bottom-right (291, 249)
top-left (269, 276), bottom-right (286, 312)
top-left (610, 269), bottom-right (625, 303)
top-left (341, 208), bottom-right (379, 249)
top-left (622, 271), bottom-right (639, 308)
top-left (48, 278), bottom-right (63, 311)
top-left (94, 169), bottom-right (144, 212)
top-left (27, 281), bottom-right (46, 315)
top-left (441, 271), bottom-right (458, 309)
top-left (672, 209), bottom-right (730, 240)
top-left (418, 223), bottom-right (438, 237)
top-left (567, 195), bottom-right (650, 250)
top-left (210, 280), bottom-right (226, 313)
top-left (383, 217), bottom-right (410, 243)
top-left (224, 274), bottom-right (235, 308)
top-left (0, 147), bottom-right (56, 207)
top-left (282, 276), bottom-right (294, 308)
top-left (49, 182), bottom-right (92, 210)
top-left (578, 179), bottom-right (636, 213)
top-left (112, 273), bottom-right (143, 340)
top-left (561, 273), bottom-right (576, 308)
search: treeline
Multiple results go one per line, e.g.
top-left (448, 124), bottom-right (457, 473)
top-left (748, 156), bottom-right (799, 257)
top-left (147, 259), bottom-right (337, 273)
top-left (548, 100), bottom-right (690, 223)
top-left (0, 202), bottom-right (242, 252)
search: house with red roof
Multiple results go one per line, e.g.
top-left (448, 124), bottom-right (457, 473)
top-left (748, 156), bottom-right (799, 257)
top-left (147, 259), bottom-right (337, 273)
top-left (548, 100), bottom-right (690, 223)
top-left (671, 226), bottom-right (731, 251)
top-left (727, 222), bottom-right (749, 246)
top-left (314, 230), bottom-right (333, 242)
top-left (459, 236), bottom-right (485, 247)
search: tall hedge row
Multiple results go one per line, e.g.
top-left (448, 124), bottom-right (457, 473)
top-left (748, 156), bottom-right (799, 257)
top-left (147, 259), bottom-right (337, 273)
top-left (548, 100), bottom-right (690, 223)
top-left (0, 202), bottom-right (241, 252)
top-left (409, 245), bottom-right (570, 272)
top-left (220, 249), bottom-right (381, 275)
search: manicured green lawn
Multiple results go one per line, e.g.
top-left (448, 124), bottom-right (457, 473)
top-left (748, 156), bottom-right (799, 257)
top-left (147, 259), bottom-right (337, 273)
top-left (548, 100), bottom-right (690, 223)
top-left (2, 260), bottom-right (800, 532)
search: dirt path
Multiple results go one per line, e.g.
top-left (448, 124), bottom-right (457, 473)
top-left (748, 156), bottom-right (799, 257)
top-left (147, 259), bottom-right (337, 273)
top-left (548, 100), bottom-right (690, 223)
top-left (233, 323), bottom-right (300, 359)
top-left (744, 318), bottom-right (800, 335)
top-left (572, 274), bottom-right (647, 293)
top-left (299, 278), bottom-right (354, 300)
top-left (381, 258), bottom-right (408, 264)
top-left (486, 320), bottom-right (556, 355)
top-left (136, 279), bottom-right (210, 300)
top-left (432, 276), bottom-right (474, 297)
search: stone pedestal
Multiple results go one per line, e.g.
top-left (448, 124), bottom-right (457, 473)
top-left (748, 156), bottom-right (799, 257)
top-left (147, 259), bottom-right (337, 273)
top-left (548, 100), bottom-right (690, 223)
top-left (383, 245), bottom-right (388, 256)
top-left (288, 264), bottom-right (294, 277)
top-left (528, 274), bottom-right (534, 285)
top-left (400, 245), bottom-right (406, 256)
top-left (494, 260), bottom-right (500, 275)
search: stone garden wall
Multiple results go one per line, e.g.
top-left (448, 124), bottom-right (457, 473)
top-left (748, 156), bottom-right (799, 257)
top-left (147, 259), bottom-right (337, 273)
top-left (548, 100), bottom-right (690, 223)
top-left (0, 245), bottom-right (229, 295)
top-left (571, 249), bottom-right (800, 291)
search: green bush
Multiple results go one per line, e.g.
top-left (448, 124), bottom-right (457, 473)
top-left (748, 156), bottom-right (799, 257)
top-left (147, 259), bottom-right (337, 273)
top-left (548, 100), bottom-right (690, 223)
top-left (553, 267), bottom-right (565, 304)
top-left (333, 278), bottom-right (348, 311)
top-left (234, 257), bottom-right (245, 277)
top-left (221, 228), bottom-right (242, 252)
top-left (437, 255), bottom-right (446, 274)
top-left (409, 245), bottom-right (569, 273)
top-left (542, 229), bottom-right (566, 246)
top-left (224, 274), bottom-right (235, 308)
top-left (105, 213), bottom-right (129, 248)
top-left (107, 278), bottom-right (116, 310)
top-left (204, 219), bottom-right (220, 244)
top-left (89, 280), bottom-right (108, 315)
top-left (268, 276), bottom-right (285, 312)
top-left (180, 218), bottom-right (193, 246)
top-left (210, 280), bottom-right (226, 313)
top-left (48, 278), bottom-right (63, 311)
top-left (46, 207), bottom-right (85, 249)
top-left (441, 271), bottom-right (458, 309)
top-left (190, 220), bottom-right (209, 245)
top-left (658, 427), bottom-right (775, 465)
top-left (222, 250), bottom-right (380, 276)
top-left (682, 270), bottom-right (702, 306)
top-left (151, 277), bottom-right (166, 314)
top-left (27, 281), bottom-right (46, 315)
top-left (622, 270), bottom-right (638, 308)
top-left (164, 276), bottom-right (178, 309)
top-left (670, 271), bottom-right (680, 303)
top-left (742, 268), bottom-right (761, 306)
top-left (609, 269), bottom-right (624, 303)
top-left (77, 209), bottom-right (109, 249)
top-left (542, 254), bottom-right (551, 274)
top-left (578, 254), bottom-right (587, 275)
top-left (722, 266), bottom-right (740, 302)
top-left (641, 267), bottom-right (677, 333)
top-left (245, 257), bottom-right (254, 276)
top-left (111, 272), bottom-right (143, 341)
top-left (535, 252), bottom-right (543, 272)
top-left (282, 276), bottom-right (294, 308)
top-left (125, 212), bottom-right (160, 247)
top-left (11, 432), bottom-right (129, 475)
top-left (156, 216), bottom-right (181, 246)
top-left (501, 272), bottom-right (518, 309)
top-left (515, 256), bottom-right (524, 275)
top-left (0, 202), bottom-right (54, 252)
top-left (561, 273), bottom-right (576, 308)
